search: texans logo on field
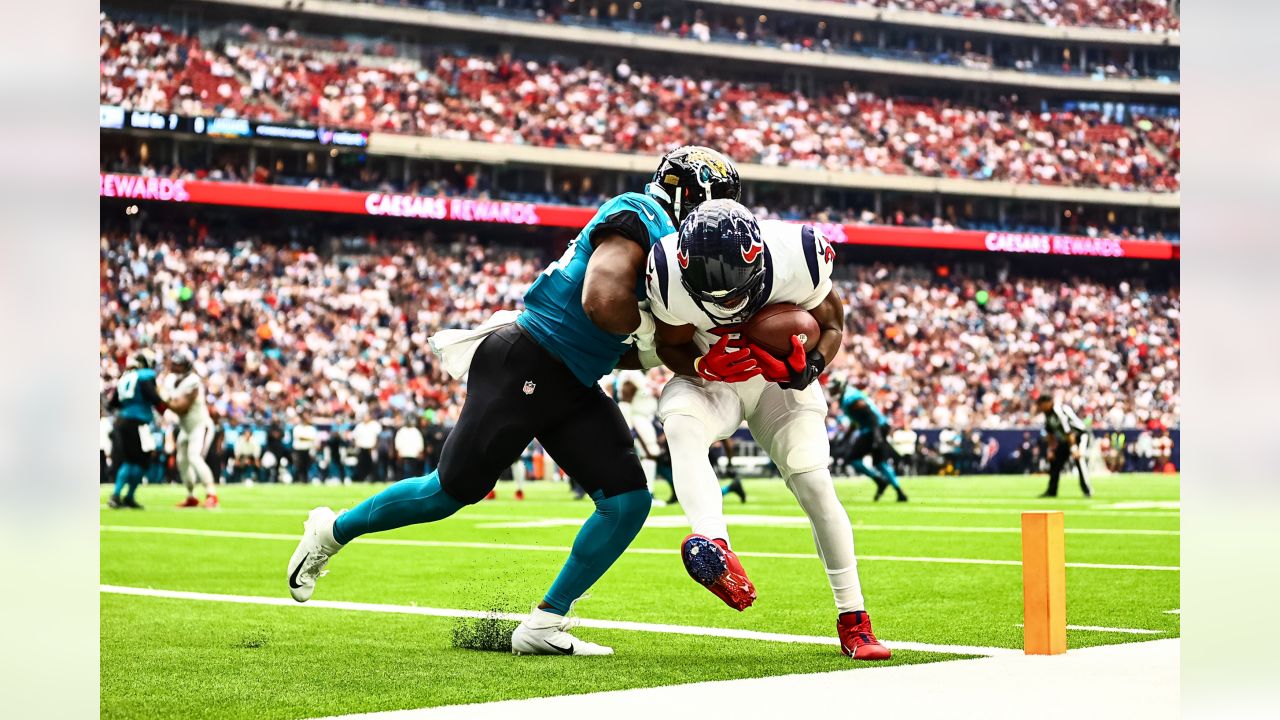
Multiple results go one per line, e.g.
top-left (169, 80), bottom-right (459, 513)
top-left (676, 248), bottom-right (690, 269)
top-left (741, 238), bottom-right (764, 264)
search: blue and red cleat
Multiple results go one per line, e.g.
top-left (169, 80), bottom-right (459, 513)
top-left (837, 610), bottom-right (892, 660)
top-left (680, 534), bottom-right (756, 611)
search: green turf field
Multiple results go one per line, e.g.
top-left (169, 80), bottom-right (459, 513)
top-left (101, 473), bottom-right (1179, 719)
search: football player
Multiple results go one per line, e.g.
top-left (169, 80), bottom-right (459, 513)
top-left (287, 146), bottom-right (742, 656)
top-left (614, 369), bottom-right (663, 504)
top-left (106, 349), bottom-right (167, 509)
top-left (165, 348), bottom-right (219, 509)
top-left (646, 199), bottom-right (891, 660)
top-left (830, 377), bottom-right (907, 502)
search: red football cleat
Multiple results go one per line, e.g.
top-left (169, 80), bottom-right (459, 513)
top-left (176, 496), bottom-right (200, 508)
top-left (680, 534), bottom-right (756, 611)
top-left (203, 494), bottom-right (219, 509)
top-left (485, 489), bottom-right (497, 500)
top-left (514, 489), bottom-right (525, 500)
top-left (837, 611), bottom-right (892, 660)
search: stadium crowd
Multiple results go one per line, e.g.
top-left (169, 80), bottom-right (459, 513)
top-left (371, 1), bottom-right (1178, 36)
top-left (99, 14), bottom-right (1180, 193)
top-left (835, 262), bottom-right (1179, 431)
top-left (101, 231), bottom-right (1180, 444)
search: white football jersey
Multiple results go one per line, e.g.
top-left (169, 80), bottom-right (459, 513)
top-left (173, 372), bottom-right (211, 432)
top-left (646, 220), bottom-right (836, 352)
top-left (615, 369), bottom-right (659, 420)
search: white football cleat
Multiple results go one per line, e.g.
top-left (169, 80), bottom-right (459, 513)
top-left (286, 506), bottom-right (345, 602)
top-left (511, 607), bottom-right (613, 656)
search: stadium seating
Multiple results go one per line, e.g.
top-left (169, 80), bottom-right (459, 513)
top-left (99, 234), bottom-right (1180, 431)
top-left (99, 14), bottom-right (1181, 193)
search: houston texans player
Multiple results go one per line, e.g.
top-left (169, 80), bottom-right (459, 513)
top-left (645, 199), bottom-right (891, 660)
top-left (286, 146), bottom-right (742, 656)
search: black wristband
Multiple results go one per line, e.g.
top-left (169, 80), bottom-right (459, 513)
top-left (783, 348), bottom-right (826, 390)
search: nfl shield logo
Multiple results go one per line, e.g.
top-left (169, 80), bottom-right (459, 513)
top-left (522, 381), bottom-right (536, 395)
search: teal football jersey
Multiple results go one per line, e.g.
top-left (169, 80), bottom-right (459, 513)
top-left (841, 387), bottom-right (887, 430)
top-left (115, 368), bottom-right (161, 422)
top-left (518, 192), bottom-right (675, 386)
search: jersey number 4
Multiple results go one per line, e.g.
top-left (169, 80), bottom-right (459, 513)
top-left (117, 372), bottom-right (138, 401)
top-left (542, 238), bottom-right (580, 277)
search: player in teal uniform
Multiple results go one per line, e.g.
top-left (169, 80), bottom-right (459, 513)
top-left (106, 349), bottom-right (169, 509)
top-left (830, 379), bottom-right (908, 502)
top-left (287, 146), bottom-right (742, 656)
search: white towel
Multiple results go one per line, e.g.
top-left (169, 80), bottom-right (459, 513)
top-left (427, 310), bottom-right (521, 380)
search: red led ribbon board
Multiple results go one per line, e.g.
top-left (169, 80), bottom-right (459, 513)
top-left (100, 173), bottom-right (1175, 261)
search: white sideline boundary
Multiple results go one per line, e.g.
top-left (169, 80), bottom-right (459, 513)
top-left (99, 584), bottom-right (1017, 658)
top-left (303, 639), bottom-right (1179, 720)
top-left (1014, 623), bottom-right (1165, 635)
top-left (99, 525), bottom-right (1180, 572)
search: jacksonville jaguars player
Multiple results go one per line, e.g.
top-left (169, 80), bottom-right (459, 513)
top-left (106, 349), bottom-right (167, 509)
top-left (287, 146), bottom-right (742, 656)
top-left (831, 377), bottom-right (908, 502)
top-left (647, 199), bottom-right (891, 660)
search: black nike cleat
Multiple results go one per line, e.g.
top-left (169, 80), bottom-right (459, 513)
top-left (122, 497), bottom-right (144, 510)
top-left (727, 478), bottom-right (746, 503)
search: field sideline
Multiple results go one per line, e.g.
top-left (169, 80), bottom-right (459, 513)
top-left (101, 473), bottom-right (1179, 719)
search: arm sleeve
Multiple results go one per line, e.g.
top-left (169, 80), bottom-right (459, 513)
top-left (589, 195), bottom-right (671, 250)
top-left (589, 208), bottom-right (650, 250)
top-left (796, 225), bottom-right (836, 311)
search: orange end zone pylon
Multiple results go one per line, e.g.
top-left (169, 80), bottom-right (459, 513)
top-left (1021, 510), bottom-right (1067, 655)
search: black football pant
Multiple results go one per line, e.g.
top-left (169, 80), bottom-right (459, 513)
top-left (1044, 435), bottom-right (1092, 496)
top-left (437, 324), bottom-right (647, 504)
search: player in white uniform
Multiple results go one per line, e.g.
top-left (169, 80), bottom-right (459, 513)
top-left (165, 349), bottom-right (219, 508)
top-left (645, 199), bottom-right (890, 660)
top-left (614, 369), bottom-right (664, 504)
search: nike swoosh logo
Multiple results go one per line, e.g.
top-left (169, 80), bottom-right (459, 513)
top-left (289, 553), bottom-right (309, 589)
top-left (544, 640), bottom-right (574, 655)
top-left (641, 205), bottom-right (655, 221)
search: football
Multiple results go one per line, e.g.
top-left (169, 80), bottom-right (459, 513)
top-left (743, 303), bottom-right (821, 357)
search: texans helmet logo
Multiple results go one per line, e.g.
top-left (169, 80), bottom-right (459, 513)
top-left (822, 242), bottom-right (835, 264)
top-left (741, 238), bottom-right (764, 264)
top-left (676, 248), bottom-right (690, 269)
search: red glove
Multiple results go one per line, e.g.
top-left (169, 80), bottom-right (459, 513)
top-left (695, 329), bottom-right (760, 383)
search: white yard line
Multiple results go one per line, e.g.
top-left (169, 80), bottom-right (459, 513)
top-left (479, 516), bottom-right (1178, 535)
top-left (99, 525), bottom-right (1180, 571)
top-left (302, 639), bottom-right (1178, 720)
top-left (100, 584), bottom-right (1016, 658)
top-left (1165, 609), bottom-right (1181, 615)
top-left (722, 503), bottom-right (1180, 518)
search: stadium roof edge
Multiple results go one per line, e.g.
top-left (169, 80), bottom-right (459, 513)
top-left (191, 0), bottom-right (1180, 97)
top-left (696, 0), bottom-right (1181, 48)
top-left (366, 134), bottom-right (1181, 209)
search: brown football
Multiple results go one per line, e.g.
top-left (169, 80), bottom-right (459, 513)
top-left (744, 303), bottom-right (821, 357)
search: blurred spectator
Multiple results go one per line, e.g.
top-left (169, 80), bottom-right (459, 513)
top-left (232, 428), bottom-right (261, 483)
top-left (395, 417), bottom-right (426, 478)
top-left (352, 413), bottom-right (383, 482)
top-left (291, 415), bottom-right (318, 483)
